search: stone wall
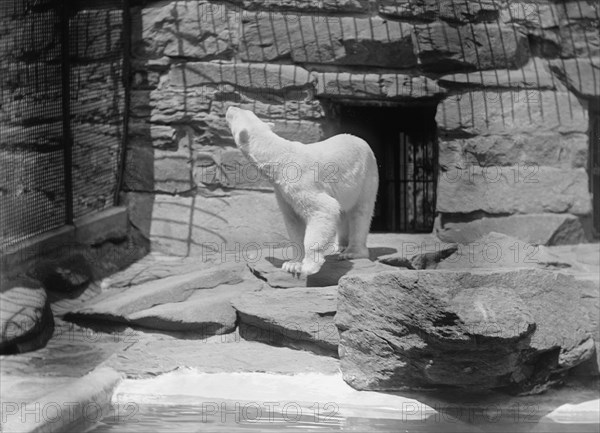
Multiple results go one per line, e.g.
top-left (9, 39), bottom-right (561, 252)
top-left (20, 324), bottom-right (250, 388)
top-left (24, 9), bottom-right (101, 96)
top-left (123, 0), bottom-right (599, 254)
top-left (0, 0), bottom-right (125, 247)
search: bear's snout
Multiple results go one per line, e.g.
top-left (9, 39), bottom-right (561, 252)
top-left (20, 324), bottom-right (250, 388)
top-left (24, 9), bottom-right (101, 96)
top-left (225, 106), bottom-right (240, 123)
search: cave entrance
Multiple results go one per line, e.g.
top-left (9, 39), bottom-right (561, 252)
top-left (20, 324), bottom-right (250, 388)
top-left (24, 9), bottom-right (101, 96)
top-left (337, 104), bottom-right (438, 233)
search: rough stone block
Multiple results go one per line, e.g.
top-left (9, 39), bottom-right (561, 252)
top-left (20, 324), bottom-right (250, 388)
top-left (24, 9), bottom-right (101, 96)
top-left (501, 2), bottom-right (558, 29)
top-left (2, 93), bottom-right (62, 126)
top-left (229, 0), bottom-right (372, 13)
top-left (436, 213), bottom-right (588, 246)
top-left (558, 23), bottom-right (600, 58)
top-left (193, 146), bottom-right (273, 191)
top-left (436, 91), bottom-right (588, 135)
top-left (413, 21), bottom-right (529, 72)
top-left (240, 13), bottom-right (416, 68)
top-left (66, 263), bottom-right (244, 320)
top-left (167, 62), bottom-right (314, 90)
top-left (132, 1), bottom-right (235, 60)
top-left (124, 144), bottom-right (194, 194)
top-left (124, 191), bottom-right (288, 257)
top-left (232, 286), bottom-right (339, 356)
top-left (438, 132), bottom-right (589, 170)
top-left (314, 72), bottom-right (445, 101)
top-left (70, 9), bottom-right (122, 61)
top-left (211, 98), bottom-right (324, 121)
top-left (71, 91), bottom-right (124, 124)
top-left (125, 279), bottom-right (261, 334)
top-left (271, 119), bottom-right (325, 143)
top-left (380, 0), bottom-right (501, 23)
top-left (73, 207), bottom-right (129, 246)
top-left (148, 88), bottom-right (212, 125)
top-left (554, 1), bottom-right (600, 22)
top-left (549, 58), bottom-right (600, 100)
top-left (437, 165), bottom-right (591, 215)
top-left (0, 12), bottom-right (61, 61)
top-left (438, 58), bottom-right (556, 90)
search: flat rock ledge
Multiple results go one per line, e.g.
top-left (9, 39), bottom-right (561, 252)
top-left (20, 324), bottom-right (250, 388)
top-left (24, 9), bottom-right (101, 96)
top-left (336, 268), bottom-right (599, 394)
top-left (232, 286), bottom-right (339, 357)
top-left (248, 255), bottom-right (399, 288)
top-left (65, 263), bottom-right (263, 335)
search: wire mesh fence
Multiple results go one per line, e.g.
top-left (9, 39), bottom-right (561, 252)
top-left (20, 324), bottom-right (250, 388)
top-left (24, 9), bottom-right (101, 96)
top-left (0, 0), bottom-right (67, 248)
top-left (0, 0), bottom-right (126, 250)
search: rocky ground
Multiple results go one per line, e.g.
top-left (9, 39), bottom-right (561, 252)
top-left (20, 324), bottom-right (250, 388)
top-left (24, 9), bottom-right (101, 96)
top-left (1, 233), bottom-right (599, 431)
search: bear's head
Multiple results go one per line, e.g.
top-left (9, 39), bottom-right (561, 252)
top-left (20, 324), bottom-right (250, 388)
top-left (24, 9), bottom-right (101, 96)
top-left (225, 106), bottom-right (274, 149)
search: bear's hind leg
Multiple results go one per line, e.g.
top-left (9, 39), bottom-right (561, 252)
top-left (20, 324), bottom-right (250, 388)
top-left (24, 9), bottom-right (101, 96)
top-left (301, 193), bottom-right (340, 275)
top-left (338, 183), bottom-right (376, 260)
top-left (336, 212), bottom-right (349, 253)
top-left (275, 189), bottom-right (306, 274)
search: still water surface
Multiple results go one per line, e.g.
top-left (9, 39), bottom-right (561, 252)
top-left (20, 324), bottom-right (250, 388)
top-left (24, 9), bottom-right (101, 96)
top-left (88, 402), bottom-right (599, 433)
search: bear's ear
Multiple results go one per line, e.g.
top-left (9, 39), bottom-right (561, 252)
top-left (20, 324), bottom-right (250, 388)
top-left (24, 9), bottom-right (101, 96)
top-left (237, 128), bottom-right (249, 145)
top-left (265, 122), bottom-right (275, 130)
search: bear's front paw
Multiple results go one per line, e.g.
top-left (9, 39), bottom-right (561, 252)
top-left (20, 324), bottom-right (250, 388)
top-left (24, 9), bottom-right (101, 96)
top-left (300, 259), bottom-right (323, 276)
top-left (282, 261), bottom-right (303, 274)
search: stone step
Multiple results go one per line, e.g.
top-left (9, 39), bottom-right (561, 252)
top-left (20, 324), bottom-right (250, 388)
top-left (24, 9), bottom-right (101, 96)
top-left (232, 286), bottom-right (339, 357)
top-left (65, 263), bottom-right (248, 335)
top-left (248, 254), bottom-right (399, 288)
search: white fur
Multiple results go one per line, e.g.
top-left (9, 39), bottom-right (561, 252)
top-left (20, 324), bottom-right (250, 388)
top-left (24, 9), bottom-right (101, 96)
top-left (226, 106), bottom-right (379, 276)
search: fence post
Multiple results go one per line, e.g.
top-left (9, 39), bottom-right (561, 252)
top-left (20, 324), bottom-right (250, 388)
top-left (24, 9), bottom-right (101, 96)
top-left (114, 0), bottom-right (131, 206)
top-left (60, 0), bottom-right (74, 225)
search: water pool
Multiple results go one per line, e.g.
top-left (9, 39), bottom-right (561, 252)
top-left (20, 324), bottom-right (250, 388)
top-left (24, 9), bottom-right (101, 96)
top-left (86, 371), bottom-right (600, 433)
top-left (88, 402), bottom-right (600, 433)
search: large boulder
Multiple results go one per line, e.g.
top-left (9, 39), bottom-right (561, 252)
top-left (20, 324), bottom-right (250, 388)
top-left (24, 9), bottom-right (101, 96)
top-left (336, 269), bottom-right (597, 393)
top-left (0, 278), bottom-right (54, 354)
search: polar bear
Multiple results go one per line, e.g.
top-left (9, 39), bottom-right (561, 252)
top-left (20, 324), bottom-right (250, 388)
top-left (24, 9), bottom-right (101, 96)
top-left (225, 106), bottom-right (379, 276)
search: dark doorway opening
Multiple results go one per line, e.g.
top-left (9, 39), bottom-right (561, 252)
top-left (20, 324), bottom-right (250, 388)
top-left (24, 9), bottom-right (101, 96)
top-left (337, 104), bottom-right (438, 233)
